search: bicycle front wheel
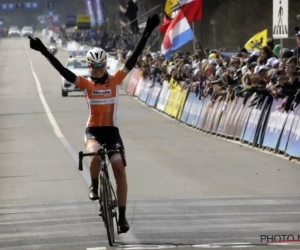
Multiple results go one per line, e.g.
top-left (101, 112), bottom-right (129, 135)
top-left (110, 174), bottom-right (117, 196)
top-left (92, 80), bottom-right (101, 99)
top-left (100, 172), bottom-right (115, 246)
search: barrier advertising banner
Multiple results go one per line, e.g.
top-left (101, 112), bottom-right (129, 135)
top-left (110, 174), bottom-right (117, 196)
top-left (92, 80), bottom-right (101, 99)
top-left (139, 79), bottom-right (152, 102)
top-left (227, 98), bottom-right (244, 138)
top-left (211, 101), bottom-right (224, 134)
top-left (278, 107), bottom-right (299, 152)
top-left (285, 109), bottom-right (300, 157)
top-left (263, 99), bottom-right (288, 149)
top-left (201, 101), bottom-right (213, 132)
top-left (146, 81), bottom-right (162, 107)
top-left (156, 81), bottom-right (171, 111)
top-left (204, 101), bottom-right (221, 133)
top-left (134, 76), bottom-right (145, 97)
top-left (197, 97), bottom-right (212, 130)
top-left (180, 91), bottom-right (193, 123)
top-left (236, 101), bottom-right (253, 140)
top-left (176, 89), bottom-right (189, 119)
top-left (255, 99), bottom-right (272, 147)
top-left (185, 92), bottom-right (201, 126)
top-left (216, 102), bottom-right (228, 135)
top-left (121, 72), bottom-right (130, 91)
top-left (242, 99), bottom-right (267, 144)
top-left (165, 86), bottom-right (179, 116)
top-left (194, 96), bottom-right (206, 127)
top-left (221, 101), bottom-right (238, 137)
top-left (126, 69), bottom-right (139, 94)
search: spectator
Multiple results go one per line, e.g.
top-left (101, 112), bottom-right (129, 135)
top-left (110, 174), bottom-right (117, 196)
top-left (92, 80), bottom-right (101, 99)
top-left (99, 25), bottom-right (109, 49)
top-left (260, 46), bottom-right (275, 64)
top-left (125, 0), bottom-right (139, 34)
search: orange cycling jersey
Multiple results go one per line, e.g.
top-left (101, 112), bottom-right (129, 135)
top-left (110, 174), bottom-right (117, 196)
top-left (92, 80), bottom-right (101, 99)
top-left (75, 68), bottom-right (128, 127)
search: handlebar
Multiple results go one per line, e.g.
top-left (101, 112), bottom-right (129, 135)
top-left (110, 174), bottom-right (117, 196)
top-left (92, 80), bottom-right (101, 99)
top-left (78, 145), bottom-right (127, 171)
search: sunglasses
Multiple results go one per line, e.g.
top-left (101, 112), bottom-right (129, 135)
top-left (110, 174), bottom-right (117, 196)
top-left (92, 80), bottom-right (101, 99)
top-left (90, 62), bottom-right (106, 69)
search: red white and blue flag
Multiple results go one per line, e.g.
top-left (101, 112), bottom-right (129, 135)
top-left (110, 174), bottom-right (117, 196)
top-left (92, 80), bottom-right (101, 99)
top-left (159, 0), bottom-right (202, 34)
top-left (161, 10), bottom-right (194, 60)
top-left (179, 0), bottom-right (202, 22)
top-left (159, 15), bottom-right (172, 33)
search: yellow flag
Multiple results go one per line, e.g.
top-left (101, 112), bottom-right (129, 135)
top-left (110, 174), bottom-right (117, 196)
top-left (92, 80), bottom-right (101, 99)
top-left (165, 0), bottom-right (179, 18)
top-left (244, 29), bottom-right (268, 51)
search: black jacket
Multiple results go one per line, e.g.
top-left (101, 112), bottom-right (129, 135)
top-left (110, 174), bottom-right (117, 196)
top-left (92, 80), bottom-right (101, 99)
top-left (125, 0), bottom-right (138, 19)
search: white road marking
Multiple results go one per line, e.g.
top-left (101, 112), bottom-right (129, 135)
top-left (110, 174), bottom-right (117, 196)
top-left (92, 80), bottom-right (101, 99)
top-left (26, 48), bottom-right (139, 243)
top-left (86, 248), bottom-right (107, 250)
top-left (86, 247), bottom-right (107, 250)
top-left (117, 247), bottom-right (177, 250)
top-left (217, 243), bottom-right (252, 245)
top-left (193, 246), bottom-right (222, 248)
top-left (230, 246), bottom-right (254, 248)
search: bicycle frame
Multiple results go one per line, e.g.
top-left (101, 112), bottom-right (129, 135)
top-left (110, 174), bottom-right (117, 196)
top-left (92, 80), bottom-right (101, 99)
top-left (100, 154), bottom-right (119, 223)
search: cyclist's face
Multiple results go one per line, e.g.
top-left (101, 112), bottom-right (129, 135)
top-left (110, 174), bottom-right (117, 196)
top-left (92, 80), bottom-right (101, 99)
top-left (89, 63), bottom-right (106, 77)
top-left (91, 67), bottom-right (106, 77)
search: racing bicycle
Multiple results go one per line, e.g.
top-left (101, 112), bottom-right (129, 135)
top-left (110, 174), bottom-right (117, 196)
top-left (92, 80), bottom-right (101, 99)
top-left (78, 144), bottom-right (127, 246)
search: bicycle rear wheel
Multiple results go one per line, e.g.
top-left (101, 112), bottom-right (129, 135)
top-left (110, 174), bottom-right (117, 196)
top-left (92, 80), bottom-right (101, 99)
top-left (100, 172), bottom-right (115, 246)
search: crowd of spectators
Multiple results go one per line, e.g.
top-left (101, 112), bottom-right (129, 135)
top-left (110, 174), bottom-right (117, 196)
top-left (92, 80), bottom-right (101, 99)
top-left (128, 36), bottom-right (300, 112)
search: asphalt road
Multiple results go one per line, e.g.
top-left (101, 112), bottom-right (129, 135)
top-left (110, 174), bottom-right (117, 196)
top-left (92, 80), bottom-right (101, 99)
top-left (0, 37), bottom-right (300, 250)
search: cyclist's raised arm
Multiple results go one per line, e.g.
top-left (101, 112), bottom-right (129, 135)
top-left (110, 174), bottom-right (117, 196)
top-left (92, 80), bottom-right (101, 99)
top-left (124, 14), bottom-right (160, 72)
top-left (28, 36), bottom-right (76, 84)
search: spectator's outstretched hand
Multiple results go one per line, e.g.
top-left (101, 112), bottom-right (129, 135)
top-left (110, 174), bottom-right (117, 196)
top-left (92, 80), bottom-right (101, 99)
top-left (28, 36), bottom-right (48, 54)
top-left (144, 14), bottom-right (160, 35)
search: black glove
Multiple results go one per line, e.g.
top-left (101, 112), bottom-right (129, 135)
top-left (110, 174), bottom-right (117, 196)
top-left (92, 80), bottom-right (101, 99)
top-left (143, 14), bottom-right (160, 37)
top-left (28, 36), bottom-right (48, 55)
